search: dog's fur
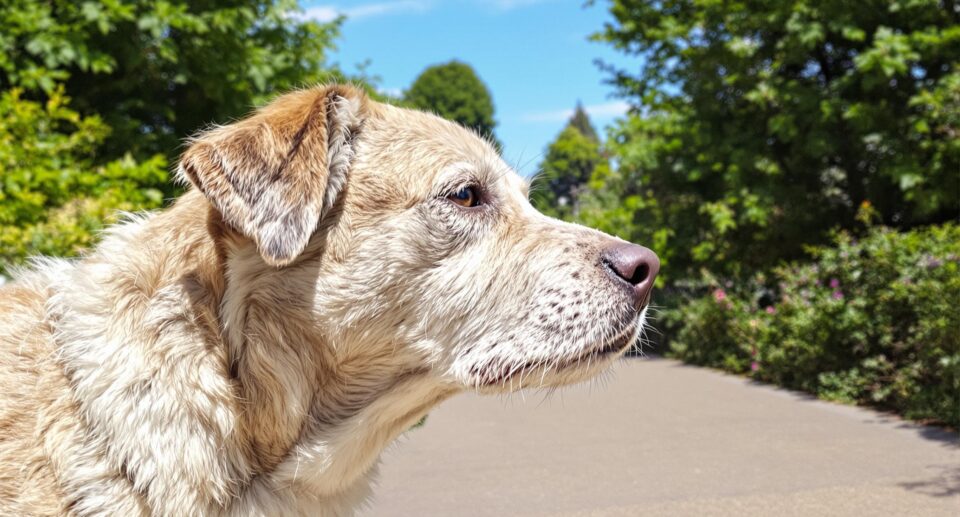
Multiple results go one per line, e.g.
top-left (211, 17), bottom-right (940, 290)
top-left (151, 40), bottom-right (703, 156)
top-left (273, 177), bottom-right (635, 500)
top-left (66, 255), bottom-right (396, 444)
top-left (0, 85), bottom-right (651, 516)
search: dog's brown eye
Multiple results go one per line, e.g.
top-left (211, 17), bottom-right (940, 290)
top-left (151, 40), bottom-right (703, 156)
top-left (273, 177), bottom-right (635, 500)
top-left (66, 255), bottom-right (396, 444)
top-left (447, 186), bottom-right (480, 208)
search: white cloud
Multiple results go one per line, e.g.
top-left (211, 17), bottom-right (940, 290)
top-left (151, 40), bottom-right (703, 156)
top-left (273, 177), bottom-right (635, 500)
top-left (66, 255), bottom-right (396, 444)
top-left (301, 6), bottom-right (340, 22)
top-left (301, 1), bottom-right (430, 23)
top-left (520, 101), bottom-right (631, 123)
top-left (347, 1), bottom-right (430, 18)
top-left (379, 86), bottom-right (404, 97)
top-left (489, 0), bottom-right (553, 10)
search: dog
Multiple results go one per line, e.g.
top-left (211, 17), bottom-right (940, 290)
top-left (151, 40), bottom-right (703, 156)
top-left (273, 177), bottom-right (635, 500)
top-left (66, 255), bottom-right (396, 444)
top-left (0, 84), bottom-right (659, 516)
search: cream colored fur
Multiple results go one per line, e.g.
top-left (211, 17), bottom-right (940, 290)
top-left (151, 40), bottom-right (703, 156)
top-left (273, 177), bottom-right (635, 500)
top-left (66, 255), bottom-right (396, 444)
top-left (0, 85), bottom-right (650, 516)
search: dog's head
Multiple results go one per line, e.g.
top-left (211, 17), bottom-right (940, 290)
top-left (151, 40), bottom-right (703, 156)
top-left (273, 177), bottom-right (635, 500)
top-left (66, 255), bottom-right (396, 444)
top-left (178, 85), bottom-right (658, 392)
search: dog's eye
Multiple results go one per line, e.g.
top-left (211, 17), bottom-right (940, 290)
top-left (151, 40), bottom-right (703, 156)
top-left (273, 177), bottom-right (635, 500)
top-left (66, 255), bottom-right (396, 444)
top-left (447, 186), bottom-right (481, 208)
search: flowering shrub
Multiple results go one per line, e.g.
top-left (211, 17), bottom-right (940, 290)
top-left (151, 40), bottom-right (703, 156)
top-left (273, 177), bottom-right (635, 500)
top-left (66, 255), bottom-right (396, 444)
top-left (666, 224), bottom-right (960, 428)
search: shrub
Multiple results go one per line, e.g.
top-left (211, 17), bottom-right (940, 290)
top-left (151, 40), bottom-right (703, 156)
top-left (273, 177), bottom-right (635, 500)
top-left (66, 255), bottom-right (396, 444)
top-left (0, 87), bottom-right (167, 275)
top-left (666, 222), bottom-right (960, 428)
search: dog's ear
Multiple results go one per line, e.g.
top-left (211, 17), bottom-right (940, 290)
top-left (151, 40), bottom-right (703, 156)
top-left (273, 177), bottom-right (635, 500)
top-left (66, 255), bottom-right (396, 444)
top-left (177, 86), bottom-right (365, 267)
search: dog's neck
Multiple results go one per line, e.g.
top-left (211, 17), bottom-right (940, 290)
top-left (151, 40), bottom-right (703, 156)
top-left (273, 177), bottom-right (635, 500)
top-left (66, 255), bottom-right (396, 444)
top-left (213, 212), bottom-right (457, 501)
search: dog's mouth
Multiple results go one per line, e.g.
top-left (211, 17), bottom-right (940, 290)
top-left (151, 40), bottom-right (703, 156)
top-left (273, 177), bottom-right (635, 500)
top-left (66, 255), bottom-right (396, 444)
top-left (552, 324), bottom-right (637, 369)
top-left (475, 323), bottom-right (638, 388)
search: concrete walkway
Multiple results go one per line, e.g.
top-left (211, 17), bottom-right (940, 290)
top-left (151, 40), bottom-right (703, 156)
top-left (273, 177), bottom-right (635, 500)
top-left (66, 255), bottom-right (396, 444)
top-left (363, 358), bottom-right (959, 516)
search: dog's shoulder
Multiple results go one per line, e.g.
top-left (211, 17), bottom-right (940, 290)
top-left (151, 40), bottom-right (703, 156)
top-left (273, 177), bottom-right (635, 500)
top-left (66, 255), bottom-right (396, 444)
top-left (0, 262), bottom-right (73, 515)
top-left (0, 193), bottom-right (250, 515)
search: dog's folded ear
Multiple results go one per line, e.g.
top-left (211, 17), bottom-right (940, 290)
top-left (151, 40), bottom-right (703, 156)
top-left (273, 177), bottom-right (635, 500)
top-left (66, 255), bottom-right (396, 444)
top-left (177, 85), bottom-right (366, 267)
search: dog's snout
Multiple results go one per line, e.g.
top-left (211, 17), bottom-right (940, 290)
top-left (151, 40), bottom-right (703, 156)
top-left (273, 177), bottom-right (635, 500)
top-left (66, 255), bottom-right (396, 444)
top-left (601, 242), bottom-right (660, 306)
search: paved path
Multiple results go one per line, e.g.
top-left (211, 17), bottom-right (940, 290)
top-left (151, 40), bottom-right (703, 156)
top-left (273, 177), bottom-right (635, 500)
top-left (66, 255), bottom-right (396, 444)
top-left (363, 358), bottom-right (959, 516)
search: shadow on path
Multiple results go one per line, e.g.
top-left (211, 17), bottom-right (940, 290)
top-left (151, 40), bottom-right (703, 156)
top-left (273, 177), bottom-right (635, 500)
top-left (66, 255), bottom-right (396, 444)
top-left (899, 465), bottom-right (960, 498)
top-left (650, 356), bottom-right (959, 448)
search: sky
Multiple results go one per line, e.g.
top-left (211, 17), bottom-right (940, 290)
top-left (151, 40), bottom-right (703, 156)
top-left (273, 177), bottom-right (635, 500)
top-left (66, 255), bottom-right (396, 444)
top-left (300, 0), bottom-right (637, 175)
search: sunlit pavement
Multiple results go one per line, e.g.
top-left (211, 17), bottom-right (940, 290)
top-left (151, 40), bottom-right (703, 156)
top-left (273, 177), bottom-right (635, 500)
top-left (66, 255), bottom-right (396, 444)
top-left (363, 357), bottom-right (959, 517)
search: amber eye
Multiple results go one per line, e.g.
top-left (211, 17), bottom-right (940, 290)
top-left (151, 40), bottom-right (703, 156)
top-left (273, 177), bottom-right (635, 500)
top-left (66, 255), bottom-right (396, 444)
top-left (447, 186), bottom-right (481, 208)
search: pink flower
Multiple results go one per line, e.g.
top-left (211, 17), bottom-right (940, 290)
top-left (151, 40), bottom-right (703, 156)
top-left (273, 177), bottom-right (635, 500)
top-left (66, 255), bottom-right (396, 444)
top-left (829, 278), bottom-right (840, 289)
top-left (713, 289), bottom-right (727, 302)
top-left (765, 306), bottom-right (776, 314)
top-left (832, 290), bottom-right (844, 300)
top-left (750, 361), bottom-right (760, 372)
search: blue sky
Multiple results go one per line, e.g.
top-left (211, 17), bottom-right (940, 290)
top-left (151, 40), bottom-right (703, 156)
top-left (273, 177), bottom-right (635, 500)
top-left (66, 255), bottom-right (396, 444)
top-left (300, 0), bottom-right (636, 175)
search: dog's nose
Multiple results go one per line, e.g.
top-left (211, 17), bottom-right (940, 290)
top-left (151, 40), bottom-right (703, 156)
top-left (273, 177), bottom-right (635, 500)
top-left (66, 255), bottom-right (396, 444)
top-left (601, 242), bottom-right (660, 307)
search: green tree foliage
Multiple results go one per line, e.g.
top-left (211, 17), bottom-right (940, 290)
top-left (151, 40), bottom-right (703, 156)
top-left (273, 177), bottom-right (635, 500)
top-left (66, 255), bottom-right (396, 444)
top-left (533, 107), bottom-right (610, 219)
top-left (1, 0), bottom-right (344, 162)
top-left (593, 0), bottom-right (960, 280)
top-left (405, 60), bottom-right (499, 145)
top-left (0, 0), bottom-right (344, 274)
top-left (568, 102), bottom-right (599, 142)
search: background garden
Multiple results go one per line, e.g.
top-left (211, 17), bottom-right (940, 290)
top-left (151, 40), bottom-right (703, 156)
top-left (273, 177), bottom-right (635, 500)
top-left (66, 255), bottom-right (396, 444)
top-left (1, 0), bottom-right (957, 427)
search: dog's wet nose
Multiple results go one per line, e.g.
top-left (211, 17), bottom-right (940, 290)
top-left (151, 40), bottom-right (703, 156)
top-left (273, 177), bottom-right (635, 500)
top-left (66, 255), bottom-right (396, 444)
top-left (601, 242), bottom-right (660, 307)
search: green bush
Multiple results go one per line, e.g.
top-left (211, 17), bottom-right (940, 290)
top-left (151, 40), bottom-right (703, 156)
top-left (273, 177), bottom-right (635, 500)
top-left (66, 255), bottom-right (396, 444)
top-left (666, 222), bottom-right (960, 427)
top-left (0, 87), bottom-right (167, 275)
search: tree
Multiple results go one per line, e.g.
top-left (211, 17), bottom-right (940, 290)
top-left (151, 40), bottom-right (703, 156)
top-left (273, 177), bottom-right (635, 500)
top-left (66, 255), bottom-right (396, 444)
top-left (0, 0), bottom-right (344, 274)
top-left (405, 60), bottom-right (499, 145)
top-left (568, 102), bottom-right (599, 142)
top-left (532, 107), bottom-right (609, 219)
top-left (592, 0), bottom-right (959, 280)
top-left (1, 0), bottom-right (344, 164)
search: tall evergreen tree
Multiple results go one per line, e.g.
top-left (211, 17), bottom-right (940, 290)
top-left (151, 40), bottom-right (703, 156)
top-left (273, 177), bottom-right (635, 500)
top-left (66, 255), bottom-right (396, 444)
top-left (569, 102), bottom-right (599, 142)
top-left (532, 106), bottom-right (609, 219)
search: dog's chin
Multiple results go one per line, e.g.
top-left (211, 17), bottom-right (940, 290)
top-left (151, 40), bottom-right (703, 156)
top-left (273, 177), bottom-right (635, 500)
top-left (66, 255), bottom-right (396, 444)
top-left (469, 323), bottom-right (639, 393)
